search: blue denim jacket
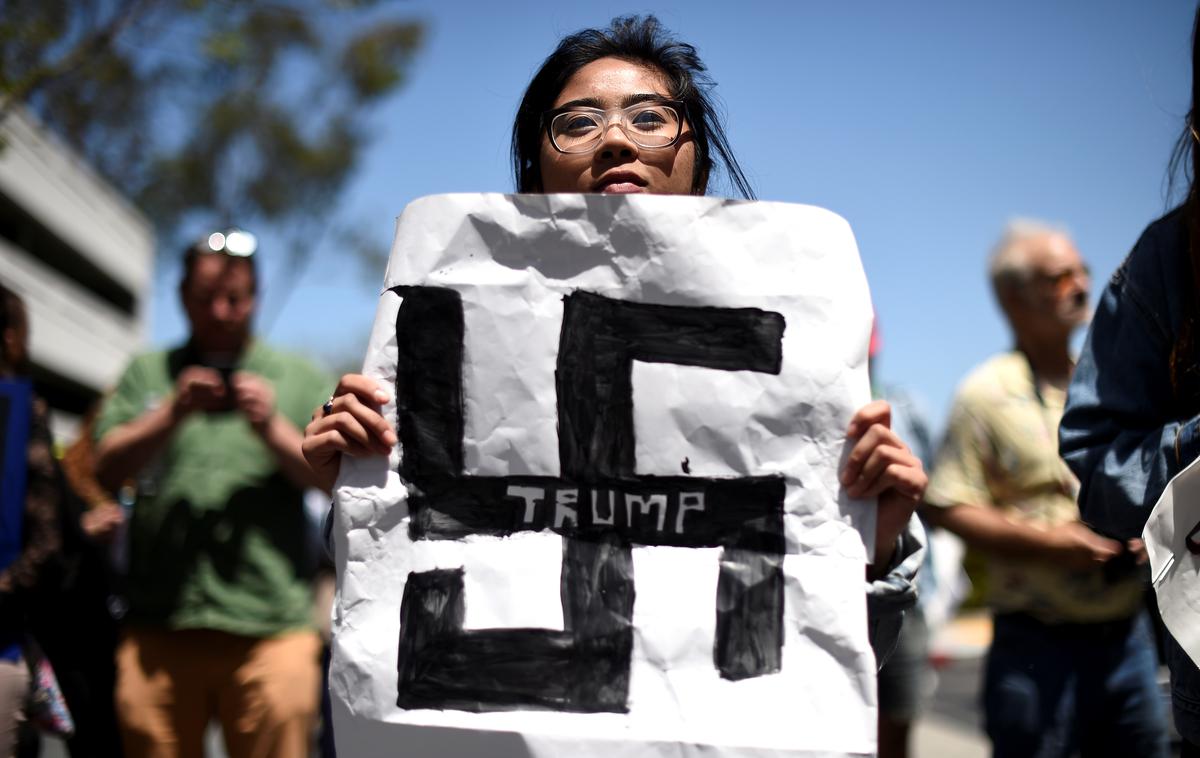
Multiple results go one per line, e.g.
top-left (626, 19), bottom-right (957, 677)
top-left (866, 513), bottom-right (924, 668)
top-left (1059, 207), bottom-right (1200, 740)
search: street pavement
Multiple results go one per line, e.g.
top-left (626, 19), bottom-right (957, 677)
top-left (912, 611), bottom-right (990, 757)
top-left (915, 653), bottom-right (988, 757)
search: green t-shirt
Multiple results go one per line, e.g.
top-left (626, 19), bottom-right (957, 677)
top-left (96, 341), bottom-right (332, 637)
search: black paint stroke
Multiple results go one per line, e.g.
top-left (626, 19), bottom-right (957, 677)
top-left (1187, 520), bottom-right (1200, 555)
top-left (395, 286), bottom-right (465, 481)
top-left (556, 290), bottom-right (785, 480)
top-left (715, 550), bottom-right (785, 680)
top-left (410, 476), bottom-right (783, 552)
top-left (396, 561), bottom-right (631, 713)
top-left (394, 287), bottom-right (788, 713)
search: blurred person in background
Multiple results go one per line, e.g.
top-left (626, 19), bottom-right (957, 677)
top-left (0, 284), bottom-right (114, 756)
top-left (45, 403), bottom-right (127, 758)
top-left (61, 405), bottom-right (126, 547)
top-left (1059, 5), bottom-right (1200, 754)
top-left (0, 283), bottom-right (57, 758)
top-left (93, 231), bottom-right (333, 758)
top-left (923, 222), bottom-right (1167, 758)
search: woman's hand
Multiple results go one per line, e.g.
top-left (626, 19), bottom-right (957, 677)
top-left (302, 374), bottom-right (397, 492)
top-left (840, 399), bottom-right (927, 574)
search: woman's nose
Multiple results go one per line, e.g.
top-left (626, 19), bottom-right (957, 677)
top-left (595, 120), bottom-right (640, 160)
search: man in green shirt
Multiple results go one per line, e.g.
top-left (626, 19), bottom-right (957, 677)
top-left (95, 231), bottom-right (332, 758)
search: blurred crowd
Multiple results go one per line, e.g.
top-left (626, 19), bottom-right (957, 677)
top-left (4, 7), bottom-right (1200, 758)
top-left (1, 233), bottom-right (339, 758)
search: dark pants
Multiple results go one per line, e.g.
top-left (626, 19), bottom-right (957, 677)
top-left (984, 611), bottom-right (1167, 758)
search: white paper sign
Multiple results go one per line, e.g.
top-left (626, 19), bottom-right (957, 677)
top-left (330, 193), bottom-right (877, 757)
top-left (1145, 455), bottom-right (1200, 668)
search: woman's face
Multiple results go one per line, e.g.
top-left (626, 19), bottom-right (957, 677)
top-left (538, 57), bottom-right (697, 196)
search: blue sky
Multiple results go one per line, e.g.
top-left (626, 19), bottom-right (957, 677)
top-left (151, 1), bottom-right (1193, 435)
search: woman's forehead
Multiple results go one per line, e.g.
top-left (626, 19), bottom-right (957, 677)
top-left (554, 57), bottom-right (671, 108)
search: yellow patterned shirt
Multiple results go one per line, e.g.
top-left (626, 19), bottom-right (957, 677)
top-left (925, 352), bottom-right (1143, 624)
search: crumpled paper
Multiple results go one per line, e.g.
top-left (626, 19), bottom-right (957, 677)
top-left (330, 194), bottom-right (878, 757)
top-left (1146, 455), bottom-right (1200, 669)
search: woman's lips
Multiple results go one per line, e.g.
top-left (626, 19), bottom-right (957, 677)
top-left (594, 172), bottom-right (646, 193)
top-left (600, 182), bottom-right (647, 194)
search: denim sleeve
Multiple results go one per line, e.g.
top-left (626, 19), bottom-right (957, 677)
top-left (866, 512), bottom-right (925, 669)
top-left (1060, 218), bottom-right (1199, 540)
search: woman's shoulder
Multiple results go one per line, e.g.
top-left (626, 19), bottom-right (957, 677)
top-left (1116, 207), bottom-right (1188, 294)
top-left (1090, 207), bottom-right (1192, 355)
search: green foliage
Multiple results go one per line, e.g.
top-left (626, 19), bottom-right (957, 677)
top-left (0, 0), bottom-right (423, 268)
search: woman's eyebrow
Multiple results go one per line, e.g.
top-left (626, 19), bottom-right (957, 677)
top-left (556, 93), bottom-right (669, 110)
top-left (621, 93), bottom-right (670, 107)
top-left (556, 97), bottom-right (604, 110)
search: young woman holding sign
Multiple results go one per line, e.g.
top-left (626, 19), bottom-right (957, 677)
top-left (302, 15), bottom-right (926, 662)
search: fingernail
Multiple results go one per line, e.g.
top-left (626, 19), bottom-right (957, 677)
top-left (374, 390), bottom-right (391, 403)
top-left (383, 431), bottom-right (398, 445)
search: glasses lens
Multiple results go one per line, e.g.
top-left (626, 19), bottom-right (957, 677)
top-left (624, 103), bottom-right (681, 147)
top-left (1051, 264), bottom-right (1089, 297)
top-left (551, 111), bottom-right (604, 153)
top-left (206, 232), bottom-right (227, 253)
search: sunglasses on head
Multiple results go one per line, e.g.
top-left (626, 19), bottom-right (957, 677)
top-left (201, 229), bottom-right (258, 257)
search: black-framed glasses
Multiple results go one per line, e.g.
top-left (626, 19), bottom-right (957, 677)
top-left (201, 229), bottom-right (257, 257)
top-left (543, 99), bottom-right (686, 154)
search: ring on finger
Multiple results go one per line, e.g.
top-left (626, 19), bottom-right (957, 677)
top-left (322, 396), bottom-right (335, 416)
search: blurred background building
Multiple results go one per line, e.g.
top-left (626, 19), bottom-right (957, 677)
top-left (0, 105), bottom-right (154, 442)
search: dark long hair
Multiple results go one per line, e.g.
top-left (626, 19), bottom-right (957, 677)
top-left (1169, 5), bottom-right (1200, 399)
top-left (511, 15), bottom-right (754, 199)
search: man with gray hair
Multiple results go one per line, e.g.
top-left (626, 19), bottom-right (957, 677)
top-left (923, 221), bottom-right (1167, 757)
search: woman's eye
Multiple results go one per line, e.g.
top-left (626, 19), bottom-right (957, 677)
top-left (561, 114), bottom-right (599, 133)
top-left (631, 108), bottom-right (670, 129)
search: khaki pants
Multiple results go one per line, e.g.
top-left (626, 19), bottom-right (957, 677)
top-left (0, 658), bottom-right (28, 758)
top-left (116, 627), bottom-right (320, 758)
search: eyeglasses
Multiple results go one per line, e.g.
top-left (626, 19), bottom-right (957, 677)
top-left (201, 229), bottom-right (258, 257)
top-left (1032, 263), bottom-right (1090, 297)
top-left (543, 100), bottom-right (686, 154)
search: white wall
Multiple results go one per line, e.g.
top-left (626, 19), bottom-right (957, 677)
top-left (0, 106), bottom-right (155, 441)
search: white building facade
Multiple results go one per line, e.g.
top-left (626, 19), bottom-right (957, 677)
top-left (0, 106), bottom-right (154, 441)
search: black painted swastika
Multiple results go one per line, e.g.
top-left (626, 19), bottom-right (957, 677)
top-left (395, 287), bottom-right (787, 713)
